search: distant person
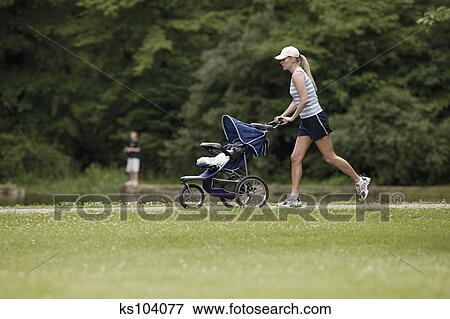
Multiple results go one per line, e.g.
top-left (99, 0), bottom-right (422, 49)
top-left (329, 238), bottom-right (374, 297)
top-left (125, 131), bottom-right (141, 187)
top-left (273, 46), bottom-right (370, 207)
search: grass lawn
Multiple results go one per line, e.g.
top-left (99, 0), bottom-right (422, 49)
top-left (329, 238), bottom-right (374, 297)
top-left (0, 207), bottom-right (449, 298)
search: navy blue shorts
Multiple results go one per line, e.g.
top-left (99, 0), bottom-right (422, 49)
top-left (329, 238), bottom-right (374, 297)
top-left (298, 111), bottom-right (332, 140)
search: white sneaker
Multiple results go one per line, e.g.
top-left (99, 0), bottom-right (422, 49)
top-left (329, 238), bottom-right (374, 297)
top-left (356, 176), bottom-right (371, 201)
top-left (131, 181), bottom-right (138, 187)
top-left (125, 180), bottom-right (133, 186)
top-left (278, 195), bottom-right (303, 208)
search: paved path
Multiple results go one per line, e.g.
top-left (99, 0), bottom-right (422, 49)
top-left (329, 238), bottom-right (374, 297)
top-left (0, 203), bottom-right (449, 214)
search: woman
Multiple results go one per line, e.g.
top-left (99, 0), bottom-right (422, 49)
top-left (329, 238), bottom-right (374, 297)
top-left (273, 46), bottom-right (370, 207)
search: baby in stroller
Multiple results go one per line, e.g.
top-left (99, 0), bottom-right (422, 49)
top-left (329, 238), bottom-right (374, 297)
top-left (195, 143), bottom-right (245, 169)
top-left (179, 115), bottom-right (278, 208)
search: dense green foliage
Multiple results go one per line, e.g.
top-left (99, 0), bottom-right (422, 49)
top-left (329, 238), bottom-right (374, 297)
top-left (1, 0), bottom-right (449, 185)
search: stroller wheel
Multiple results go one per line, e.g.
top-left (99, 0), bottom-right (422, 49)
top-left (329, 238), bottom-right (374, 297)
top-left (236, 176), bottom-right (269, 207)
top-left (218, 179), bottom-right (238, 208)
top-left (220, 196), bottom-right (236, 208)
top-left (180, 184), bottom-right (205, 209)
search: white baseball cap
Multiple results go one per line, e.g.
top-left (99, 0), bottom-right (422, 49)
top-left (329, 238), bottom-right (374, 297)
top-left (274, 46), bottom-right (300, 60)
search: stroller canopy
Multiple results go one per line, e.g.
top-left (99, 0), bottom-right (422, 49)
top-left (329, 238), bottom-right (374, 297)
top-left (222, 115), bottom-right (268, 157)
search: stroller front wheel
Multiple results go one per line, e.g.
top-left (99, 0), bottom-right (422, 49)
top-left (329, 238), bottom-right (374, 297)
top-left (180, 184), bottom-right (205, 209)
top-left (236, 176), bottom-right (269, 207)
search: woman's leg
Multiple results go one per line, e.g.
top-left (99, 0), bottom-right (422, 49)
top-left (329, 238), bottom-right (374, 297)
top-left (290, 136), bottom-right (313, 194)
top-left (314, 135), bottom-right (360, 183)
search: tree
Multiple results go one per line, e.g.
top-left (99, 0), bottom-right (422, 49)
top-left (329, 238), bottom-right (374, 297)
top-left (1, 0), bottom-right (448, 185)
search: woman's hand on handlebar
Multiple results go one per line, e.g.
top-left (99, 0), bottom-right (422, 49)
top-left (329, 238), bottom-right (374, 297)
top-left (278, 116), bottom-right (295, 124)
top-left (271, 115), bottom-right (294, 126)
top-left (274, 115), bottom-right (285, 123)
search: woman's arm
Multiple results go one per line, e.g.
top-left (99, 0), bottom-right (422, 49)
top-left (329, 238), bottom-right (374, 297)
top-left (274, 99), bottom-right (296, 122)
top-left (280, 72), bottom-right (309, 122)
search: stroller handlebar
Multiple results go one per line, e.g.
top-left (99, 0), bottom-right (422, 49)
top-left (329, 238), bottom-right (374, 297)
top-left (249, 122), bottom-right (277, 131)
top-left (250, 120), bottom-right (286, 131)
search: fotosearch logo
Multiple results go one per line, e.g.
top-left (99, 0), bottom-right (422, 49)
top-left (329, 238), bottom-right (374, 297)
top-left (52, 192), bottom-right (397, 222)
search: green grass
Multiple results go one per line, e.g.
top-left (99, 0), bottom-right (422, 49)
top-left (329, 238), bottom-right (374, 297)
top-left (0, 207), bottom-right (449, 298)
top-left (15, 165), bottom-right (126, 194)
top-left (12, 165), bottom-right (180, 195)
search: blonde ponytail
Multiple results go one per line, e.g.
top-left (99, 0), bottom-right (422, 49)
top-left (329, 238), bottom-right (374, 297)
top-left (299, 54), bottom-right (317, 91)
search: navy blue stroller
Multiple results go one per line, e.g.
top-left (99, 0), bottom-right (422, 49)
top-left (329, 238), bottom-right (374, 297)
top-left (179, 115), bottom-right (278, 208)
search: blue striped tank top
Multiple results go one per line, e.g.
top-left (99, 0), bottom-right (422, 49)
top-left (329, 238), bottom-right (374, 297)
top-left (289, 67), bottom-right (323, 119)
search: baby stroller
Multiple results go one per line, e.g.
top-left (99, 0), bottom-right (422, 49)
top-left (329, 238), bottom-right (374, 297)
top-left (179, 115), bottom-right (278, 208)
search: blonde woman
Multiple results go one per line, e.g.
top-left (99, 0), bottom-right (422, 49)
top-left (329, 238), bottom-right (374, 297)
top-left (274, 46), bottom-right (370, 207)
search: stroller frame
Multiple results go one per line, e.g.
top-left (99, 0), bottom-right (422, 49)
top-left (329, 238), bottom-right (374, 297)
top-left (179, 115), bottom-right (278, 208)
